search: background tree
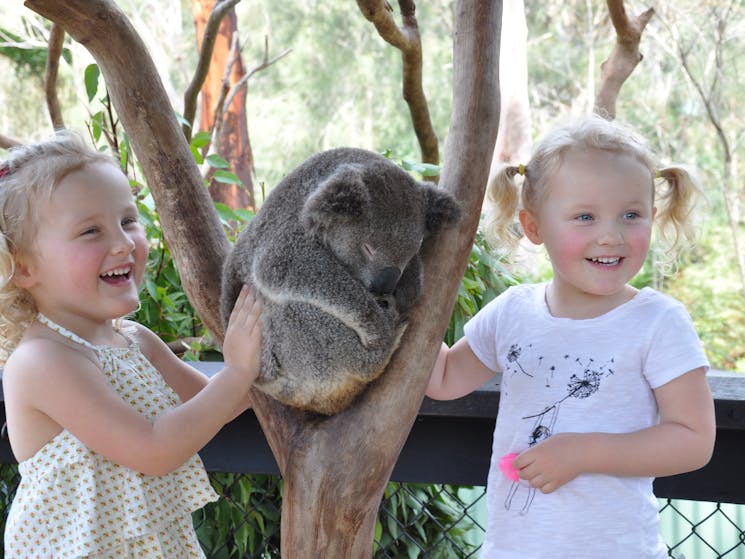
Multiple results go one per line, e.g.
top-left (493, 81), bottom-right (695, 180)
top-left (654, 0), bottom-right (745, 303)
top-left (491, 0), bottom-right (532, 168)
top-left (189, 0), bottom-right (254, 210)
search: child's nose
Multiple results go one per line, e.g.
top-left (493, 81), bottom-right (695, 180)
top-left (112, 230), bottom-right (136, 254)
top-left (597, 226), bottom-right (624, 245)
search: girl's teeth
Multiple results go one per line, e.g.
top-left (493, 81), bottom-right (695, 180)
top-left (101, 267), bottom-right (130, 277)
top-left (591, 257), bottom-right (619, 264)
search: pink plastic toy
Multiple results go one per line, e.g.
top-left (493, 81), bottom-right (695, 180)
top-left (499, 452), bottom-right (520, 482)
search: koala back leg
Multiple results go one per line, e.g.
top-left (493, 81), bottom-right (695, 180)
top-left (220, 255), bottom-right (249, 328)
top-left (256, 301), bottom-right (405, 415)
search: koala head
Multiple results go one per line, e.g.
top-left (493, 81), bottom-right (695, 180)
top-left (300, 162), bottom-right (461, 295)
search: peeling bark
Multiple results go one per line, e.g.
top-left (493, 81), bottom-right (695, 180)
top-left (191, 0), bottom-right (255, 210)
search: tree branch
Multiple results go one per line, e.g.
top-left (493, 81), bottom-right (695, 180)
top-left (45, 23), bottom-right (65, 130)
top-left (594, 0), bottom-right (654, 119)
top-left (356, 0), bottom-right (439, 168)
top-left (182, 0), bottom-right (241, 141)
top-left (0, 133), bottom-right (23, 150)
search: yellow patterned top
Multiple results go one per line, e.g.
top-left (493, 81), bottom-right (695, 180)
top-left (4, 315), bottom-right (218, 558)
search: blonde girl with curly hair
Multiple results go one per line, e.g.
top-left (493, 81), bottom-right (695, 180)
top-left (0, 130), bottom-right (262, 558)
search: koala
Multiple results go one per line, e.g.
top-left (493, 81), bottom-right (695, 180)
top-left (220, 147), bottom-right (461, 415)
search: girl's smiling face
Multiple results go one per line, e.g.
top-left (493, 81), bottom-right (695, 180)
top-left (520, 147), bottom-right (655, 318)
top-left (13, 161), bottom-right (148, 329)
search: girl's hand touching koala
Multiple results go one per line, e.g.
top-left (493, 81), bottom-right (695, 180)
top-left (222, 285), bottom-right (263, 388)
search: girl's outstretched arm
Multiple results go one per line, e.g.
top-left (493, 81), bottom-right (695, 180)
top-left (513, 367), bottom-right (715, 494)
top-left (426, 338), bottom-right (496, 401)
top-left (139, 286), bottom-right (261, 419)
top-left (3, 286), bottom-right (263, 476)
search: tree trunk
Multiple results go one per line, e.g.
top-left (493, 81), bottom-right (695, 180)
top-left (255, 1), bottom-right (502, 555)
top-left (23, 1), bottom-right (501, 555)
top-left (491, 0), bottom-right (531, 168)
top-left (191, 0), bottom-right (255, 210)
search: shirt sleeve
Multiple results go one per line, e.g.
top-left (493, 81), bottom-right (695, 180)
top-left (463, 288), bottom-right (511, 372)
top-left (644, 300), bottom-right (710, 389)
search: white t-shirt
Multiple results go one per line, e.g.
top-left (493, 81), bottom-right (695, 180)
top-left (464, 283), bottom-right (709, 559)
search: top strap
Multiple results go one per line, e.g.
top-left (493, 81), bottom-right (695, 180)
top-left (37, 314), bottom-right (99, 351)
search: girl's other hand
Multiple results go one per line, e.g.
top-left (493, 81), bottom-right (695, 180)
top-left (222, 285), bottom-right (263, 386)
top-left (513, 433), bottom-right (585, 494)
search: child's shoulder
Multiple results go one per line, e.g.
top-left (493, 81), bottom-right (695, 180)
top-left (3, 329), bottom-right (97, 391)
top-left (633, 287), bottom-right (689, 314)
top-left (472, 282), bottom-right (543, 323)
top-left (119, 320), bottom-right (169, 361)
top-left (7, 328), bottom-right (86, 368)
top-left (493, 282), bottom-right (544, 307)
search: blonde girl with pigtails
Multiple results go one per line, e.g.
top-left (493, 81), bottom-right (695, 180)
top-left (427, 114), bottom-right (714, 559)
top-left (1, 130), bottom-right (263, 558)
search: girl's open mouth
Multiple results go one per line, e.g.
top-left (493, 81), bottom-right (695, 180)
top-left (100, 266), bottom-right (132, 284)
top-left (587, 257), bottom-right (622, 266)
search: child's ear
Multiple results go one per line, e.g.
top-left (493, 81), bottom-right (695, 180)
top-left (10, 257), bottom-right (36, 289)
top-left (519, 209), bottom-right (543, 245)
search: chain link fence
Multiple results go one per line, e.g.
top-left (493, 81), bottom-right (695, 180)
top-left (2, 463), bottom-right (745, 557)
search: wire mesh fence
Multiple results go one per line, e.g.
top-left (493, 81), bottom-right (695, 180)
top-left (2, 463), bottom-right (745, 557)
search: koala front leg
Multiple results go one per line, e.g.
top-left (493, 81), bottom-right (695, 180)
top-left (252, 241), bottom-right (402, 348)
top-left (393, 254), bottom-right (423, 317)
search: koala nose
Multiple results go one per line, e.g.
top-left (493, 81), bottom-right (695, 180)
top-left (370, 266), bottom-right (401, 295)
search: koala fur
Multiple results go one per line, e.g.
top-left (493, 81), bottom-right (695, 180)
top-left (221, 147), bottom-right (461, 415)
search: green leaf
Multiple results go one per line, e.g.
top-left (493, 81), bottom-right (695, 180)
top-left (190, 131), bottom-right (212, 149)
top-left (214, 202), bottom-right (238, 223)
top-left (206, 154), bottom-right (231, 169)
top-left (84, 64), bottom-right (100, 102)
top-left (213, 170), bottom-right (243, 185)
top-left (418, 163), bottom-right (442, 177)
top-left (189, 145), bottom-right (204, 165)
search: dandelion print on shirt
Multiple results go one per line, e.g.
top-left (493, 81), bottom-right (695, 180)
top-left (503, 344), bottom-right (616, 515)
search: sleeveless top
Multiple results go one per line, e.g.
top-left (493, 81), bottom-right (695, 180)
top-left (4, 315), bottom-right (218, 558)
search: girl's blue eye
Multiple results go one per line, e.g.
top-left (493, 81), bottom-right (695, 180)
top-left (576, 214), bottom-right (593, 222)
top-left (624, 211), bottom-right (640, 220)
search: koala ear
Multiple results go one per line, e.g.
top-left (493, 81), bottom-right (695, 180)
top-left (421, 184), bottom-right (462, 235)
top-left (301, 164), bottom-right (371, 234)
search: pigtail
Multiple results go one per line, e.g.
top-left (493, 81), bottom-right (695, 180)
top-left (653, 164), bottom-right (703, 263)
top-left (483, 164), bottom-right (523, 252)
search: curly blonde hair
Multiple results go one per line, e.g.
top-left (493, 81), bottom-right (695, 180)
top-left (0, 130), bottom-right (117, 364)
top-left (484, 114), bottom-right (702, 264)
